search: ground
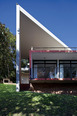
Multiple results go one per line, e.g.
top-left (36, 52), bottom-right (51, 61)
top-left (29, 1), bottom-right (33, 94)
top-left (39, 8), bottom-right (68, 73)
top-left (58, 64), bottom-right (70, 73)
top-left (0, 84), bottom-right (77, 116)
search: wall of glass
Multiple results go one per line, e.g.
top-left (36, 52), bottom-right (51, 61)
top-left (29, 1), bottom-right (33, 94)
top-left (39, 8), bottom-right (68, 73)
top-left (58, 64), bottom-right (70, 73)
top-left (33, 60), bottom-right (77, 79)
top-left (33, 60), bottom-right (57, 79)
top-left (59, 60), bottom-right (77, 78)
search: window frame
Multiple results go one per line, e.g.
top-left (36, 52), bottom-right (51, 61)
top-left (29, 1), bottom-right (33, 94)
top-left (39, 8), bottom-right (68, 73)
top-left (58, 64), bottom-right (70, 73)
top-left (59, 60), bottom-right (77, 78)
top-left (33, 60), bottom-right (57, 79)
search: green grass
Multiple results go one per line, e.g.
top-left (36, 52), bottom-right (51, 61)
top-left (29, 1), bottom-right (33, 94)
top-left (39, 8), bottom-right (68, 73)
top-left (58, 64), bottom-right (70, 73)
top-left (0, 84), bottom-right (77, 116)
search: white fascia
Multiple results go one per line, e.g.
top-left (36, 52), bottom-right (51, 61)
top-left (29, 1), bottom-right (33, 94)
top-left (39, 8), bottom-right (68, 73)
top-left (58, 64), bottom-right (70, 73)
top-left (17, 4), bottom-right (70, 49)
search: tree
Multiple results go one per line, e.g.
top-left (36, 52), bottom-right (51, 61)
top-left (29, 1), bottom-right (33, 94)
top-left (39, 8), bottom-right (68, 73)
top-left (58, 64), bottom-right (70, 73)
top-left (21, 59), bottom-right (29, 68)
top-left (0, 22), bottom-right (16, 82)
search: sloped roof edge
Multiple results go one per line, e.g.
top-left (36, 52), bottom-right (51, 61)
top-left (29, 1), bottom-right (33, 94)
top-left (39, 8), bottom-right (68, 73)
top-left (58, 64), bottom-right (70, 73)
top-left (17, 4), bottom-right (70, 49)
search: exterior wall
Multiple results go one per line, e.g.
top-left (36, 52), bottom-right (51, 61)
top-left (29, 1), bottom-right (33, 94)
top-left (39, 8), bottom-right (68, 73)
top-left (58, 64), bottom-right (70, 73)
top-left (18, 50), bottom-right (77, 91)
top-left (30, 50), bottom-right (77, 80)
top-left (20, 72), bottom-right (30, 91)
top-left (21, 73), bottom-right (29, 84)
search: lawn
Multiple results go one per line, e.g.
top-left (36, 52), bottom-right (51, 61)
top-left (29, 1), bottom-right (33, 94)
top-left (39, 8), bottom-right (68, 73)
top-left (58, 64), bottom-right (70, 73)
top-left (0, 84), bottom-right (77, 116)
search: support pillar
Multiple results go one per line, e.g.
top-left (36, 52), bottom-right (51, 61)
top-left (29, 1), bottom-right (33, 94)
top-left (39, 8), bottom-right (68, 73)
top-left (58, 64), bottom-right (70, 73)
top-left (16, 4), bottom-right (20, 92)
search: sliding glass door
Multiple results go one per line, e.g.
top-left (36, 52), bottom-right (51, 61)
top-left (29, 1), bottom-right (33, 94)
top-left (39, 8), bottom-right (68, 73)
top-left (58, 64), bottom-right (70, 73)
top-left (33, 60), bottom-right (57, 79)
top-left (59, 60), bottom-right (77, 79)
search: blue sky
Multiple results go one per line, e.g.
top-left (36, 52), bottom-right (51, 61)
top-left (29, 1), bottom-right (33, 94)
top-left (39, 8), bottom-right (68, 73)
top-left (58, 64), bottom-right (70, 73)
top-left (0, 0), bottom-right (77, 47)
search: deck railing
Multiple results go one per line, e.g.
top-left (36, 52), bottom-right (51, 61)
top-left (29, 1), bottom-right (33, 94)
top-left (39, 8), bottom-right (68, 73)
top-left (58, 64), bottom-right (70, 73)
top-left (31, 47), bottom-right (77, 51)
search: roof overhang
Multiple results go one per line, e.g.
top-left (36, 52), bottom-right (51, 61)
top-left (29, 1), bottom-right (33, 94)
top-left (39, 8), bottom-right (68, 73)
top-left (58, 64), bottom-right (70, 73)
top-left (16, 4), bottom-right (70, 59)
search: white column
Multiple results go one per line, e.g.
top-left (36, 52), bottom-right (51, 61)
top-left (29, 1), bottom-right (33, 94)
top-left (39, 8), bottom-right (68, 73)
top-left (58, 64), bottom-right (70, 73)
top-left (16, 4), bottom-right (20, 92)
top-left (57, 60), bottom-right (59, 78)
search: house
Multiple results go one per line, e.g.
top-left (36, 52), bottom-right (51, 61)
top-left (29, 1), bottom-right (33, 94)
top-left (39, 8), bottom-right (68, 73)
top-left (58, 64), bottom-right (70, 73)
top-left (16, 4), bottom-right (77, 92)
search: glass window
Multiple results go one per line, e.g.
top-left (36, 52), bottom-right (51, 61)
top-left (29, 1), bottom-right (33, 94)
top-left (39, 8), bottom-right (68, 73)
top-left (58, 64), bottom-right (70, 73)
top-left (60, 61), bottom-right (70, 64)
top-left (71, 64), bottom-right (77, 78)
top-left (33, 60), bottom-right (57, 79)
top-left (36, 64), bottom-right (44, 68)
top-left (33, 61), bottom-right (44, 64)
top-left (60, 64), bottom-right (70, 68)
top-left (60, 64), bottom-right (70, 78)
top-left (49, 65), bottom-right (57, 78)
top-left (59, 60), bottom-right (70, 78)
top-left (71, 64), bottom-right (77, 67)
top-left (59, 60), bottom-right (77, 79)
top-left (71, 61), bottom-right (77, 64)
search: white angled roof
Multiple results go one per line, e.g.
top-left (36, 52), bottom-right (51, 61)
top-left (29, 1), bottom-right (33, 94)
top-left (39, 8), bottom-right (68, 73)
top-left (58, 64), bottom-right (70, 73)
top-left (16, 4), bottom-right (70, 59)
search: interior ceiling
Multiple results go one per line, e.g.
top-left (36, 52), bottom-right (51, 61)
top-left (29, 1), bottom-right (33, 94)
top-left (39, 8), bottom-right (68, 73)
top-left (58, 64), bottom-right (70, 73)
top-left (32, 52), bottom-right (77, 60)
top-left (20, 12), bottom-right (67, 59)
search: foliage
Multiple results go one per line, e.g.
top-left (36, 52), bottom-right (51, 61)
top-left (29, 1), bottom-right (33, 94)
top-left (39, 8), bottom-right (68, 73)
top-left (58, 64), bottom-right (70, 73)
top-left (0, 84), bottom-right (77, 116)
top-left (21, 59), bottom-right (29, 68)
top-left (0, 22), bottom-right (16, 82)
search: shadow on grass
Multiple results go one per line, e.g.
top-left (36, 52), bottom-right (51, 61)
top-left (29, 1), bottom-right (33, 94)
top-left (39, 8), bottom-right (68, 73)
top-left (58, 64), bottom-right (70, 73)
top-left (0, 84), bottom-right (77, 116)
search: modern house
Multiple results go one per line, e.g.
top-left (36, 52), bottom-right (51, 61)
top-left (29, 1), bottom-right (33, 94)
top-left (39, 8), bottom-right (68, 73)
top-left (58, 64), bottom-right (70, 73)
top-left (16, 4), bottom-right (77, 92)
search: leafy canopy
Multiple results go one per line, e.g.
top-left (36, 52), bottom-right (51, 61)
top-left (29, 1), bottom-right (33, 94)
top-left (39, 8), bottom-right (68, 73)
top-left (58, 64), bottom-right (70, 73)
top-left (0, 22), bottom-right (16, 82)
